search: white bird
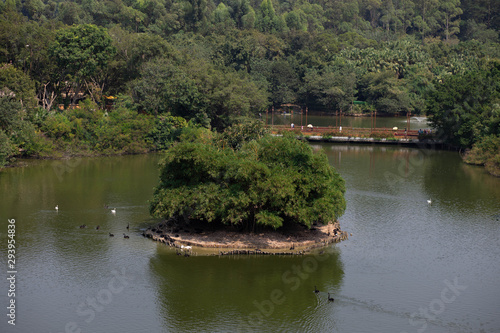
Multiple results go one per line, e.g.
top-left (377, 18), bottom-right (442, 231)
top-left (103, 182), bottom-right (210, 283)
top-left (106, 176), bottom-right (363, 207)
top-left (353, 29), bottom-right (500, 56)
top-left (55, 205), bottom-right (59, 211)
top-left (111, 208), bottom-right (116, 214)
top-left (427, 199), bottom-right (432, 204)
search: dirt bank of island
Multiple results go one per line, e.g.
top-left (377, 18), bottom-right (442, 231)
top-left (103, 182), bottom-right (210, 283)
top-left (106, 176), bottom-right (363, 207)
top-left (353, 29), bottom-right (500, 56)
top-left (142, 218), bottom-right (348, 255)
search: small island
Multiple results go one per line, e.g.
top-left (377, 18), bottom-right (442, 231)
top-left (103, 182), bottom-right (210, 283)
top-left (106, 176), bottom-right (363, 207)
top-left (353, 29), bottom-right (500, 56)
top-left (145, 124), bottom-right (348, 255)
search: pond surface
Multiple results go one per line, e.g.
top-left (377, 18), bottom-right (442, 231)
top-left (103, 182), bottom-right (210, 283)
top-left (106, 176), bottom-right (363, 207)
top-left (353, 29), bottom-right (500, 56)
top-left (266, 113), bottom-right (432, 130)
top-left (1, 143), bottom-right (499, 333)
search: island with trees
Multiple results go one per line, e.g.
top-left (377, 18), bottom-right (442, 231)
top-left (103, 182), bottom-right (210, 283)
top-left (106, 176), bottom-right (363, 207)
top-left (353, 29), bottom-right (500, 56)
top-left (145, 124), bottom-right (348, 253)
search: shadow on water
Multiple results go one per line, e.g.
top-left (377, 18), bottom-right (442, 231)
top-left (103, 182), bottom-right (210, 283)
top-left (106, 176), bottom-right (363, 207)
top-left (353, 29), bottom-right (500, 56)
top-left (148, 246), bottom-right (344, 332)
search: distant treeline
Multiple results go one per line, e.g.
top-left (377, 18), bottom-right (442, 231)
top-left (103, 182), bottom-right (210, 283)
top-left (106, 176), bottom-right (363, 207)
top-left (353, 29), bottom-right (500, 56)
top-left (0, 0), bottom-right (499, 172)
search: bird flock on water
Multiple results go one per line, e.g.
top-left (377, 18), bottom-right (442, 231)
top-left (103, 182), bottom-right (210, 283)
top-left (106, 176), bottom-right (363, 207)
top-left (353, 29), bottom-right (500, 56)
top-left (55, 204), bottom-right (130, 238)
top-left (54, 204), bottom-right (196, 255)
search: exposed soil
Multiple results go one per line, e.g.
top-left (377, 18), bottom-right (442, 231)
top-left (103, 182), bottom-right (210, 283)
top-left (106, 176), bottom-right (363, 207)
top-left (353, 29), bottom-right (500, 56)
top-left (143, 218), bottom-right (348, 255)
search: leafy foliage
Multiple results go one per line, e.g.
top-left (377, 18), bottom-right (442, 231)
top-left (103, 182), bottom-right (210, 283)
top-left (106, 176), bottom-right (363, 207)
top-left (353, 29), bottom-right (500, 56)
top-left (0, 129), bottom-right (14, 168)
top-left (150, 127), bottom-right (346, 230)
top-left (426, 61), bottom-right (500, 147)
top-left (0, 63), bottom-right (37, 108)
top-left (218, 119), bottom-right (269, 149)
top-left (147, 115), bottom-right (188, 150)
top-left (0, 95), bottom-right (22, 130)
top-left (360, 70), bottom-right (412, 114)
top-left (50, 24), bottom-right (115, 80)
top-left (49, 24), bottom-right (116, 104)
top-left (42, 113), bottom-right (72, 139)
top-left (463, 134), bottom-right (500, 177)
top-left (1, 0), bottom-right (500, 167)
top-left (130, 56), bottom-right (268, 130)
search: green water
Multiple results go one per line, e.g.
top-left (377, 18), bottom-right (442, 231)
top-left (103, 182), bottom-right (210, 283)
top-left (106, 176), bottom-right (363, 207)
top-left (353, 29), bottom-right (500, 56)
top-left (266, 113), bottom-right (431, 130)
top-left (1, 144), bottom-right (499, 332)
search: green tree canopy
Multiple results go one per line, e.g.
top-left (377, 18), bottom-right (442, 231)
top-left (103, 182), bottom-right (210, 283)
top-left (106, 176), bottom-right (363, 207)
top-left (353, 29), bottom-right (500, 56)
top-left (0, 128), bottom-right (15, 168)
top-left (0, 95), bottom-right (22, 131)
top-left (130, 56), bottom-right (268, 130)
top-left (359, 70), bottom-right (412, 114)
top-left (0, 63), bottom-right (37, 108)
top-left (256, 0), bottom-right (285, 33)
top-left (49, 24), bottom-right (116, 104)
top-left (302, 67), bottom-right (357, 113)
top-left (426, 61), bottom-right (500, 147)
top-left (149, 127), bottom-right (346, 231)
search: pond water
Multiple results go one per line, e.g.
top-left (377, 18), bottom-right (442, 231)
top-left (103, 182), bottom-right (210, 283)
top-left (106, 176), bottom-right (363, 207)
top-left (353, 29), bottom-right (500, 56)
top-left (1, 143), bottom-right (499, 333)
top-left (266, 113), bottom-right (432, 130)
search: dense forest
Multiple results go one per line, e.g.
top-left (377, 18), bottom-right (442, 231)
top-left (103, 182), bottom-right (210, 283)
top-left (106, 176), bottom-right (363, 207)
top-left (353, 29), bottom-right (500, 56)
top-left (0, 0), bottom-right (499, 173)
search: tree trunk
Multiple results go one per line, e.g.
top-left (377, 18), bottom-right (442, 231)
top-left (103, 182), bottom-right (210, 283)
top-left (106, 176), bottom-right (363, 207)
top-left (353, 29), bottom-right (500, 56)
top-left (70, 83), bottom-right (82, 106)
top-left (40, 82), bottom-right (57, 111)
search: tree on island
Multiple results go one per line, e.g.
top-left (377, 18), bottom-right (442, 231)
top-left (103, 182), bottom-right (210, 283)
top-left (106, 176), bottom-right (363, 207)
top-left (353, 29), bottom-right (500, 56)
top-left (149, 123), bottom-right (346, 231)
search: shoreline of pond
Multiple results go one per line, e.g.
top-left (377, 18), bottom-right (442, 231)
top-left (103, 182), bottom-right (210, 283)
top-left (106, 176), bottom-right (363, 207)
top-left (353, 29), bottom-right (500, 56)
top-left (1, 135), bottom-right (455, 173)
top-left (0, 114), bottom-right (446, 172)
top-left (142, 218), bottom-right (349, 256)
top-left (304, 135), bottom-right (453, 149)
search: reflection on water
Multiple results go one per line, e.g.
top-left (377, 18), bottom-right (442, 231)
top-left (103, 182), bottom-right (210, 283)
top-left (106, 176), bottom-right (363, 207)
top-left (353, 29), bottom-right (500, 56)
top-left (149, 248), bottom-right (344, 332)
top-left (1, 147), bottom-right (499, 333)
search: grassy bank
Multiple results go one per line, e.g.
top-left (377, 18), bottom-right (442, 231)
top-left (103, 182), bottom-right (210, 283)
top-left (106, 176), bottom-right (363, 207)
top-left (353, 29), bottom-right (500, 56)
top-left (463, 135), bottom-right (500, 177)
top-left (0, 98), bottom-right (187, 168)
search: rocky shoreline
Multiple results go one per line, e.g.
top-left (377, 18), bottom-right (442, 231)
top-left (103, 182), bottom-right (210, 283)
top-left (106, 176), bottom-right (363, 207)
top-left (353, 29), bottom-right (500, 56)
top-left (142, 218), bottom-right (348, 256)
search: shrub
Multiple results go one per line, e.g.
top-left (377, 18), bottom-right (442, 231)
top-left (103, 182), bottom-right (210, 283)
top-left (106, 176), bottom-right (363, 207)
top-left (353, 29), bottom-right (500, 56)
top-left (485, 154), bottom-right (500, 177)
top-left (147, 115), bottom-right (187, 150)
top-left (27, 107), bottom-right (50, 128)
top-left (322, 131), bottom-right (340, 138)
top-left (94, 107), bottom-right (154, 153)
top-left (11, 121), bottom-right (53, 157)
top-left (0, 130), bottom-right (15, 167)
top-left (0, 96), bottom-right (22, 131)
top-left (42, 113), bottom-right (72, 139)
top-left (464, 134), bottom-right (500, 176)
top-left (463, 135), bottom-right (500, 165)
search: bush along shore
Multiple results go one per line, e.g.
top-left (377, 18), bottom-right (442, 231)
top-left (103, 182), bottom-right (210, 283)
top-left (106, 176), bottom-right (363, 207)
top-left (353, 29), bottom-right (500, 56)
top-left (0, 97), bottom-right (189, 168)
top-left (142, 218), bottom-right (348, 256)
